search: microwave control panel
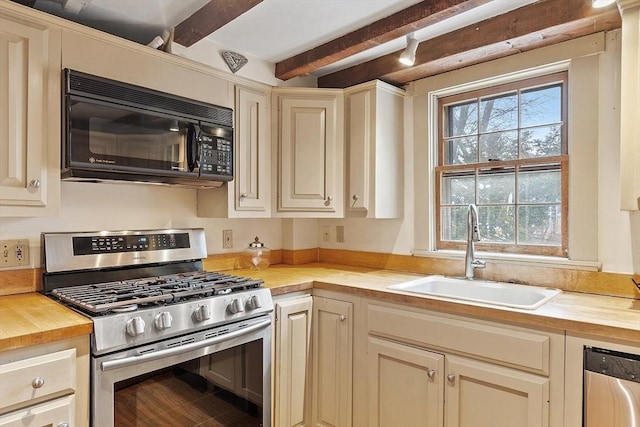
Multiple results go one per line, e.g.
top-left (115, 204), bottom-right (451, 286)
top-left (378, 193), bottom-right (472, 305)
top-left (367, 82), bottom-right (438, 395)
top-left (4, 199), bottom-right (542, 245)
top-left (199, 134), bottom-right (233, 178)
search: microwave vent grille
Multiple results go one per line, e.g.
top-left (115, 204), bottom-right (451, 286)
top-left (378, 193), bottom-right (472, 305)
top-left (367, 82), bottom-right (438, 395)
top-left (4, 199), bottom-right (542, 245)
top-left (67, 70), bottom-right (232, 127)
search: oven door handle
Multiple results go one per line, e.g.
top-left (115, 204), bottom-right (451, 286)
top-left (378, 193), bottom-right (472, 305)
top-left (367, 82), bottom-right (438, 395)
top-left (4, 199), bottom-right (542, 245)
top-left (100, 319), bottom-right (271, 372)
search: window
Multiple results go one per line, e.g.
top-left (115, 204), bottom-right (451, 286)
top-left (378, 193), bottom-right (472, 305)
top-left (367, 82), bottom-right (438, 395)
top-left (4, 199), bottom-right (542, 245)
top-left (436, 72), bottom-right (568, 257)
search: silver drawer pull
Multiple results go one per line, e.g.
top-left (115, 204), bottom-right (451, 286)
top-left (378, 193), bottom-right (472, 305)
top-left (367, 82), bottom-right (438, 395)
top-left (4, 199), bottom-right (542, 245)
top-left (32, 377), bottom-right (45, 388)
top-left (447, 374), bottom-right (456, 384)
top-left (427, 369), bottom-right (436, 380)
top-left (58, 423), bottom-right (69, 427)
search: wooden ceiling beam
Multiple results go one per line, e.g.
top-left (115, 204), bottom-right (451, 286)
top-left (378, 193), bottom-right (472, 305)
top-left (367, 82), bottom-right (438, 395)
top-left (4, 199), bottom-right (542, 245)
top-left (174, 0), bottom-right (263, 47)
top-left (275, 0), bottom-right (491, 81)
top-left (317, 0), bottom-right (621, 88)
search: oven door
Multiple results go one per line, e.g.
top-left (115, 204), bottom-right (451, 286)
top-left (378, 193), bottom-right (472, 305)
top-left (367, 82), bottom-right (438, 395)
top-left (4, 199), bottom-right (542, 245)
top-left (92, 316), bottom-right (271, 427)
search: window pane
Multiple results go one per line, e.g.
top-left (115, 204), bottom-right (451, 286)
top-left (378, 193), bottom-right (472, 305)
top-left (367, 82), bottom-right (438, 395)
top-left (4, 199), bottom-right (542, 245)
top-left (444, 136), bottom-right (477, 165)
top-left (520, 85), bottom-right (562, 127)
top-left (479, 93), bottom-right (517, 132)
top-left (447, 101), bottom-right (477, 137)
top-left (441, 206), bottom-right (469, 241)
top-left (518, 205), bottom-right (562, 245)
top-left (441, 175), bottom-right (475, 205)
top-left (478, 171), bottom-right (515, 204)
top-left (479, 130), bottom-right (518, 162)
top-left (478, 206), bottom-right (515, 243)
top-left (518, 170), bottom-right (561, 203)
top-left (520, 125), bottom-right (562, 158)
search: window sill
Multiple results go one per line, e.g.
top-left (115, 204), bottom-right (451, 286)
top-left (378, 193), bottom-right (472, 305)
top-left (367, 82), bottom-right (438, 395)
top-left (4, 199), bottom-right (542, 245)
top-left (411, 249), bottom-right (601, 272)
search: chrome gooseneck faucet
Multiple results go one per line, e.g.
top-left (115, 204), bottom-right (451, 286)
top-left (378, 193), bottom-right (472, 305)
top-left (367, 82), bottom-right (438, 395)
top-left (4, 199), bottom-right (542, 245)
top-left (465, 204), bottom-right (486, 279)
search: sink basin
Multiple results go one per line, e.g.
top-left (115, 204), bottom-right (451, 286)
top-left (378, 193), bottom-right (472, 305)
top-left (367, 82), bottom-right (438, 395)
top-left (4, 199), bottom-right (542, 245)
top-left (388, 275), bottom-right (561, 309)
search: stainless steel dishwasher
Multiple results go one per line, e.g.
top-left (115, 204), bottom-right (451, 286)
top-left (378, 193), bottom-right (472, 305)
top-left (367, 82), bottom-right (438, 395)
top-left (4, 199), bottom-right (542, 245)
top-left (584, 347), bottom-right (640, 427)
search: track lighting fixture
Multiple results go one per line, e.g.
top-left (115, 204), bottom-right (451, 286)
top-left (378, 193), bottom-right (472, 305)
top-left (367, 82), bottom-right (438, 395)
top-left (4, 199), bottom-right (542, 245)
top-left (399, 34), bottom-right (419, 66)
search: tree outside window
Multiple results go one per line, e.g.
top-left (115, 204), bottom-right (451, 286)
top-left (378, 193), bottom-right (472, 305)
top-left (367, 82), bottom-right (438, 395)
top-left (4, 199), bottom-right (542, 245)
top-left (436, 72), bottom-right (568, 257)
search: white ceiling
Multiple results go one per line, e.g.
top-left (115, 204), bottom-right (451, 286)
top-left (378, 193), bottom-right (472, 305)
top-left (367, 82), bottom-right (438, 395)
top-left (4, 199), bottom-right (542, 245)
top-left (31, 0), bottom-right (539, 77)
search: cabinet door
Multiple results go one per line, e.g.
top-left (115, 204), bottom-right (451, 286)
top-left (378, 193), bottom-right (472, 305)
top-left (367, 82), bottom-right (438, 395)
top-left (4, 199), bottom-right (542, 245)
top-left (367, 336), bottom-right (444, 427)
top-left (346, 82), bottom-right (403, 218)
top-left (445, 354), bottom-right (549, 427)
top-left (275, 296), bottom-right (313, 427)
top-left (233, 85), bottom-right (271, 215)
top-left (0, 16), bottom-right (60, 216)
top-left (312, 296), bottom-right (352, 427)
top-left (277, 93), bottom-right (344, 216)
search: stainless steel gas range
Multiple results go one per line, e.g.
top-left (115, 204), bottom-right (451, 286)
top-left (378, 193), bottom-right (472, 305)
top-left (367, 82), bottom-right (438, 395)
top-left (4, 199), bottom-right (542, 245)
top-left (42, 228), bottom-right (272, 427)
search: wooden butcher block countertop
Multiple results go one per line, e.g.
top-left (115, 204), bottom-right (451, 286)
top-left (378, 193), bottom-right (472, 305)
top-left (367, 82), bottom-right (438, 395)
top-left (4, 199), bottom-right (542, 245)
top-left (234, 263), bottom-right (640, 344)
top-left (0, 293), bottom-right (93, 352)
top-left (1, 263), bottom-right (638, 352)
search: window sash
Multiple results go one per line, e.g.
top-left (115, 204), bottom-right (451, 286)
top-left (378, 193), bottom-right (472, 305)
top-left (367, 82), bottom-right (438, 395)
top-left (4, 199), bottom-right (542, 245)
top-left (436, 73), bottom-right (568, 257)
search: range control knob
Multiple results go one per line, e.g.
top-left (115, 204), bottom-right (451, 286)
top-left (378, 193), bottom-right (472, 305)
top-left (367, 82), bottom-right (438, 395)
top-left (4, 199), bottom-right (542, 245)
top-left (126, 316), bottom-right (146, 337)
top-left (246, 295), bottom-right (262, 310)
top-left (227, 298), bottom-right (244, 315)
top-left (154, 312), bottom-right (173, 330)
top-left (193, 305), bottom-right (211, 322)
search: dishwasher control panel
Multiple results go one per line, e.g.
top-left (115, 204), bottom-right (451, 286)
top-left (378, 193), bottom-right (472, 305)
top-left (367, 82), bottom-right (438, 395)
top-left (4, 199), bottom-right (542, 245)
top-left (584, 346), bottom-right (640, 382)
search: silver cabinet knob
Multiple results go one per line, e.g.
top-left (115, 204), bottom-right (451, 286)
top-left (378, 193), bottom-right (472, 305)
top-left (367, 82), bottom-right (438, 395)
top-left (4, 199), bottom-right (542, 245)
top-left (193, 305), bottom-right (211, 322)
top-left (126, 316), bottom-right (146, 336)
top-left (29, 179), bottom-right (41, 189)
top-left (58, 423), bottom-right (69, 427)
top-left (324, 195), bottom-right (333, 206)
top-left (227, 298), bottom-right (244, 314)
top-left (32, 377), bottom-right (45, 388)
top-left (447, 374), bottom-right (456, 384)
top-left (427, 369), bottom-right (436, 380)
top-left (240, 193), bottom-right (248, 200)
top-left (154, 312), bottom-right (173, 330)
top-left (339, 314), bottom-right (346, 321)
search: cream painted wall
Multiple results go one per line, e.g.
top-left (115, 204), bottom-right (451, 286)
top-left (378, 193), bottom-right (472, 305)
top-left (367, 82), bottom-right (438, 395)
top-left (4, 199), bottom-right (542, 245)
top-left (0, 182), bottom-right (283, 270)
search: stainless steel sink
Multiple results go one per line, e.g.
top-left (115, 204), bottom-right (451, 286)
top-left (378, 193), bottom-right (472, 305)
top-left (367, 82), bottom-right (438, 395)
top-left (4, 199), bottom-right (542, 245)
top-left (387, 275), bottom-right (561, 309)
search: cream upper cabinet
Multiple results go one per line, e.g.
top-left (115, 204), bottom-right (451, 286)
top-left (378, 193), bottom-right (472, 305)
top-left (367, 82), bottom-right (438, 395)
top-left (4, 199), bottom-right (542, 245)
top-left (198, 84), bottom-right (271, 218)
top-left (273, 88), bottom-right (344, 217)
top-left (344, 81), bottom-right (404, 218)
top-left (274, 295), bottom-right (313, 427)
top-left (312, 296), bottom-right (353, 427)
top-left (0, 12), bottom-right (61, 217)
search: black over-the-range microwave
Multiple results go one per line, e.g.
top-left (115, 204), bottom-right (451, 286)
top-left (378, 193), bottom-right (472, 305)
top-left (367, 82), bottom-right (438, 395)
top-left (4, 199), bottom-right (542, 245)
top-left (62, 69), bottom-right (234, 188)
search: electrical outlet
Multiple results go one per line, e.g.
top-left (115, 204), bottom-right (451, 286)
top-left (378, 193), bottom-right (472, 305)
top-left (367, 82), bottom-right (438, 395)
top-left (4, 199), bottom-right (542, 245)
top-left (1, 239), bottom-right (30, 267)
top-left (222, 230), bottom-right (233, 249)
top-left (336, 226), bottom-right (345, 243)
top-left (321, 225), bottom-right (331, 243)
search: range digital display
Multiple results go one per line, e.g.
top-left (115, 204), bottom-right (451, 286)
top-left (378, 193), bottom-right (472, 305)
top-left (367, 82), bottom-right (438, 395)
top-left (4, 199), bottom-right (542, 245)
top-left (72, 233), bottom-right (190, 255)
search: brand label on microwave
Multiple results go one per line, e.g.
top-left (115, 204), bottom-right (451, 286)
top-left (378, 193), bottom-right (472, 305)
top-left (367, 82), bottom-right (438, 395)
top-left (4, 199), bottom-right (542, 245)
top-left (89, 157), bottom-right (116, 165)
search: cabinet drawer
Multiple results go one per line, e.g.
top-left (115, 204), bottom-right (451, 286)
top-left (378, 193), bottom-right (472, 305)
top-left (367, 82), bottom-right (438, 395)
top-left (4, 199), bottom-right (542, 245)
top-left (0, 395), bottom-right (74, 427)
top-left (0, 349), bottom-right (76, 412)
top-left (368, 304), bottom-right (550, 375)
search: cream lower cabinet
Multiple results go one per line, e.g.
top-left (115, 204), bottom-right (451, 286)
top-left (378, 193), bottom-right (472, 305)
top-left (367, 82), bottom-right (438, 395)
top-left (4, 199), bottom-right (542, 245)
top-left (0, 10), bottom-right (61, 217)
top-left (312, 296), bottom-right (353, 427)
top-left (366, 302), bottom-right (563, 427)
top-left (274, 295), bottom-right (313, 427)
top-left (273, 88), bottom-right (344, 217)
top-left (367, 336), bottom-right (444, 427)
top-left (0, 336), bottom-right (89, 427)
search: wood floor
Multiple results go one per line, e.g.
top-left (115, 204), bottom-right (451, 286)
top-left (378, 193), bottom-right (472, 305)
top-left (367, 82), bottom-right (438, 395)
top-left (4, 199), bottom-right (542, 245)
top-left (114, 369), bottom-right (262, 426)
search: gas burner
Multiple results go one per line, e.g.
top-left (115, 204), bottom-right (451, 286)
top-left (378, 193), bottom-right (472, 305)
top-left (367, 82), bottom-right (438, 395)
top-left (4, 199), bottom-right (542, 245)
top-left (112, 304), bottom-right (138, 313)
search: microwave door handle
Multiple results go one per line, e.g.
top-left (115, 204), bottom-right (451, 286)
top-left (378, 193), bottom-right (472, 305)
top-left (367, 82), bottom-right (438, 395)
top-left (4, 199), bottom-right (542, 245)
top-left (187, 123), bottom-right (199, 172)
